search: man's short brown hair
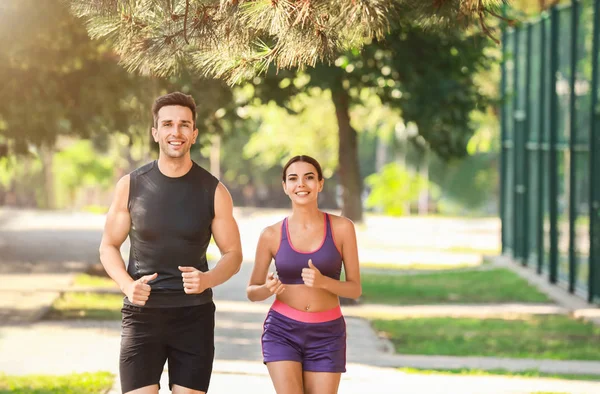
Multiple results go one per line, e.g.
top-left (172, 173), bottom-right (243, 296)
top-left (152, 92), bottom-right (197, 128)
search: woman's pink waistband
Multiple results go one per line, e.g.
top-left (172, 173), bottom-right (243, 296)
top-left (271, 299), bottom-right (342, 323)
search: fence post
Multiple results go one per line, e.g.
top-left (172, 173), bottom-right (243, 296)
top-left (522, 22), bottom-right (533, 265)
top-left (513, 26), bottom-right (526, 263)
top-left (549, 5), bottom-right (560, 284)
top-left (589, 0), bottom-right (600, 303)
top-left (501, 19), bottom-right (508, 254)
top-left (568, 0), bottom-right (580, 293)
top-left (538, 15), bottom-right (548, 275)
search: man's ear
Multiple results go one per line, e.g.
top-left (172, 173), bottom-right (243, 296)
top-left (151, 127), bottom-right (159, 142)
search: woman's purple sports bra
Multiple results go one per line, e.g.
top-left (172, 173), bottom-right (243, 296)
top-left (274, 213), bottom-right (343, 285)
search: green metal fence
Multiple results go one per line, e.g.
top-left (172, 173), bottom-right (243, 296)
top-left (501, 0), bottom-right (600, 303)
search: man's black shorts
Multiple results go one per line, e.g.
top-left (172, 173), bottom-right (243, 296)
top-left (119, 301), bottom-right (215, 393)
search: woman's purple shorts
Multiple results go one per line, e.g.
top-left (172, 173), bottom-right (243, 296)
top-left (261, 300), bottom-right (346, 373)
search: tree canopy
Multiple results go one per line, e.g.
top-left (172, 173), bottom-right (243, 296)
top-left (239, 23), bottom-right (494, 220)
top-left (69, 0), bottom-right (506, 84)
top-left (0, 0), bottom-right (139, 151)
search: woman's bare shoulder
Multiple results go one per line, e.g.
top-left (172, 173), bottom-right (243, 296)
top-left (260, 219), bottom-right (285, 241)
top-left (327, 213), bottom-right (355, 230)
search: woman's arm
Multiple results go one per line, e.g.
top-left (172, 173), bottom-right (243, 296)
top-left (301, 217), bottom-right (362, 299)
top-left (246, 226), bottom-right (285, 302)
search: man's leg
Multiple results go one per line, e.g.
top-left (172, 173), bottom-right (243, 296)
top-left (167, 302), bottom-right (215, 393)
top-left (124, 384), bottom-right (160, 394)
top-left (171, 384), bottom-right (205, 394)
top-left (120, 305), bottom-right (167, 394)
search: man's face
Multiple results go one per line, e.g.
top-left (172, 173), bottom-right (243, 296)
top-left (152, 105), bottom-right (198, 159)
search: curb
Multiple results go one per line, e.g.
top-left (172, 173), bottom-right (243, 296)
top-left (495, 255), bottom-right (600, 326)
top-left (367, 353), bottom-right (600, 376)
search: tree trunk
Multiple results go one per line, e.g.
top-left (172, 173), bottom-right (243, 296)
top-left (396, 133), bottom-right (411, 215)
top-left (418, 148), bottom-right (429, 215)
top-left (38, 142), bottom-right (55, 209)
top-left (375, 133), bottom-right (388, 172)
top-left (331, 77), bottom-right (363, 223)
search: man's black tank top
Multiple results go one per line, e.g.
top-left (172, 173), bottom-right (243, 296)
top-left (126, 160), bottom-right (219, 308)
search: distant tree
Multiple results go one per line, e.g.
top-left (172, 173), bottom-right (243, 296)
top-left (365, 162), bottom-right (430, 216)
top-left (0, 0), bottom-right (139, 207)
top-left (243, 24), bottom-right (493, 221)
top-left (0, 0), bottom-right (241, 207)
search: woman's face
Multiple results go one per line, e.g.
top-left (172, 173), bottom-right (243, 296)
top-left (282, 161), bottom-right (323, 205)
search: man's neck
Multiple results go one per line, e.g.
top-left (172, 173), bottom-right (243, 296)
top-left (157, 156), bottom-right (193, 178)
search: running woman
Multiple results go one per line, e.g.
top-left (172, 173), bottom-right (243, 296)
top-left (246, 155), bottom-right (362, 394)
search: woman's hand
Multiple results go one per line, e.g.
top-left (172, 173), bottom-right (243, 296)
top-left (301, 259), bottom-right (324, 288)
top-left (266, 272), bottom-right (285, 295)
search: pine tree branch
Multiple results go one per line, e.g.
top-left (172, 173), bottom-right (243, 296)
top-left (183, 0), bottom-right (190, 43)
top-left (69, 0), bottom-right (509, 84)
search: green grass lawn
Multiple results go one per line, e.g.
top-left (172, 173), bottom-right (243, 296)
top-left (357, 244), bottom-right (500, 255)
top-left (47, 293), bottom-right (123, 320)
top-left (373, 315), bottom-right (600, 360)
top-left (0, 372), bottom-right (114, 393)
top-left (361, 268), bottom-right (550, 304)
top-left (360, 262), bottom-right (481, 271)
top-left (48, 275), bottom-right (122, 320)
top-left (73, 274), bottom-right (118, 288)
top-left (397, 367), bottom-right (600, 381)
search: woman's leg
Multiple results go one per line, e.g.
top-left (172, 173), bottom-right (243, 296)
top-left (302, 315), bottom-right (346, 394)
top-left (266, 361), bottom-right (304, 394)
top-left (302, 371), bottom-right (341, 394)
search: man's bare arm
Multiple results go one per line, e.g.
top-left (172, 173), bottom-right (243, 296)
top-left (99, 175), bottom-right (133, 290)
top-left (99, 175), bottom-right (155, 305)
top-left (205, 182), bottom-right (243, 287)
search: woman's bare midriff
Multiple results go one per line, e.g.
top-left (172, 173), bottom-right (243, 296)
top-left (276, 284), bottom-right (339, 312)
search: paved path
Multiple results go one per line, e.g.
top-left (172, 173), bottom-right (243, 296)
top-left (2, 312), bottom-right (600, 394)
top-left (2, 209), bottom-right (600, 393)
